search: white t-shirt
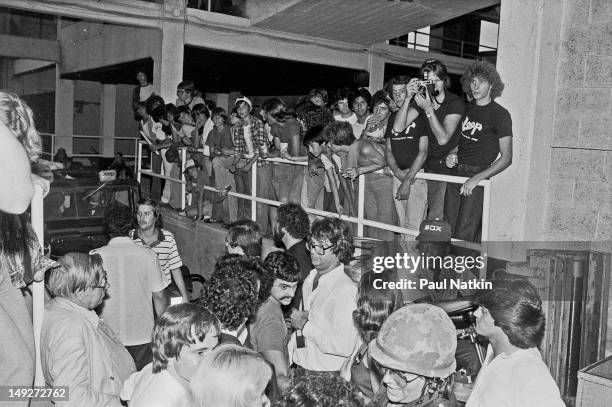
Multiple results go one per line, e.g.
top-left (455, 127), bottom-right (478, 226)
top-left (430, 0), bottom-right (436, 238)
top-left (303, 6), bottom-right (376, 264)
top-left (121, 363), bottom-right (191, 407)
top-left (466, 346), bottom-right (564, 407)
top-left (334, 112), bottom-right (358, 125)
top-left (138, 84), bottom-right (155, 102)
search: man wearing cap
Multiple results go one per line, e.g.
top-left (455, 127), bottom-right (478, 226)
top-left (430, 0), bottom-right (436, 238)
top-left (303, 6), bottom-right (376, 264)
top-left (368, 303), bottom-right (457, 407)
top-left (232, 96), bottom-right (273, 227)
top-left (399, 218), bottom-right (478, 303)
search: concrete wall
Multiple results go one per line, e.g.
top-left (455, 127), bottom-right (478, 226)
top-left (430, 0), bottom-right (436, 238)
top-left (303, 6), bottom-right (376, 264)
top-left (491, 0), bottom-right (611, 261)
top-left (543, 0), bottom-right (612, 241)
top-left (60, 20), bottom-right (161, 75)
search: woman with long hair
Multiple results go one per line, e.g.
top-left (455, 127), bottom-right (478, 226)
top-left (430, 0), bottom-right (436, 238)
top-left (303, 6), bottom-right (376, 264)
top-left (340, 270), bottom-right (403, 404)
top-left (0, 90), bottom-right (56, 405)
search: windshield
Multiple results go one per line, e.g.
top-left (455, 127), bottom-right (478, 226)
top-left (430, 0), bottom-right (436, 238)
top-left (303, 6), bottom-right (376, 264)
top-left (44, 184), bottom-right (137, 220)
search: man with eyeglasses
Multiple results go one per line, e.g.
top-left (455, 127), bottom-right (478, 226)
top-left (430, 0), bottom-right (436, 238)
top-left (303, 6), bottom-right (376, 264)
top-left (369, 304), bottom-right (457, 407)
top-left (249, 251), bottom-right (301, 391)
top-left (288, 218), bottom-right (359, 372)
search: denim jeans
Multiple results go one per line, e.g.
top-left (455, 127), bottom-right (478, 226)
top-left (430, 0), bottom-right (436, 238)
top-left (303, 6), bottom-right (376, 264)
top-left (426, 180), bottom-right (447, 220)
top-left (392, 175), bottom-right (427, 244)
top-left (234, 162), bottom-right (273, 232)
top-left (272, 163), bottom-right (304, 204)
top-left (444, 164), bottom-right (489, 243)
top-left (212, 155), bottom-right (237, 221)
top-left (364, 173), bottom-right (395, 241)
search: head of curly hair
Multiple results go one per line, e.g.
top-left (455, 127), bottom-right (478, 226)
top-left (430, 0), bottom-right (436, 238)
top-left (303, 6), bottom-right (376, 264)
top-left (277, 203), bottom-right (310, 240)
top-left (460, 61), bottom-right (505, 100)
top-left (0, 91), bottom-right (41, 161)
top-left (277, 370), bottom-right (365, 407)
top-left (198, 254), bottom-right (259, 331)
top-left (310, 218), bottom-right (354, 264)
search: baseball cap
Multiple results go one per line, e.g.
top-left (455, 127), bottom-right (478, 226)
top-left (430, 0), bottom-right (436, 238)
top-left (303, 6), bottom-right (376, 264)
top-left (416, 219), bottom-right (451, 242)
top-left (235, 96), bottom-right (252, 109)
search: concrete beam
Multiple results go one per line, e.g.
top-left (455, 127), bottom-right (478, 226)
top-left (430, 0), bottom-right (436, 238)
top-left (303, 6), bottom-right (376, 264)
top-left (371, 43), bottom-right (474, 75)
top-left (246, 0), bottom-right (302, 25)
top-left (13, 59), bottom-right (55, 75)
top-left (0, 34), bottom-right (60, 62)
top-left (0, 0), bottom-right (162, 29)
top-left (185, 22), bottom-right (368, 70)
top-left (59, 21), bottom-right (161, 76)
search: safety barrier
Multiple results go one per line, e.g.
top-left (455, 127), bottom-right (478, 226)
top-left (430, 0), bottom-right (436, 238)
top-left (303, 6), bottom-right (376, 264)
top-left (136, 142), bottom-right (492, 275)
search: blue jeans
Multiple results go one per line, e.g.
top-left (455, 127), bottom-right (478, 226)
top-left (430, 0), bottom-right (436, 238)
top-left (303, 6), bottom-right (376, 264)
top-left (444, 164), bottom-right (489, 243)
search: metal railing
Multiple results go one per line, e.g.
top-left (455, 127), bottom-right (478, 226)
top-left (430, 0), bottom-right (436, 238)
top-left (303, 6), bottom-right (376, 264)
top-left (136, 143), bottom-right (492, 277)
top-left (40, 133), bottom-right (140, 162)
top-left (388, 30), bottom-right (497, 60)
top-left (136, 141), bottom-right (188, 210)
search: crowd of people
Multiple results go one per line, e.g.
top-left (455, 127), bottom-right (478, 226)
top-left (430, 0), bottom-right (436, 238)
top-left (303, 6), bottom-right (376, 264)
top-left (136, 58), bottom-right (513, 244)
top-left (0, 55), bottom-right (561, 407)
top-left (33, 195), bottom-right (566, 407)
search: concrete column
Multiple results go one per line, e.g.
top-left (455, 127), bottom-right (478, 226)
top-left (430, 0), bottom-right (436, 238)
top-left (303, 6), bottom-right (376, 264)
top-left (54, 71), bottom-right (74, 155)
top-left (154, 21), bottom-right (184, 103)
top-left (489, 0), bottom-right (612, 259)
top-left (100, 84), bottom-right (117, 156)
top-left (367, 51), bottom-right (385, 93)
top-left (485, 0), bottom-right (560, 258)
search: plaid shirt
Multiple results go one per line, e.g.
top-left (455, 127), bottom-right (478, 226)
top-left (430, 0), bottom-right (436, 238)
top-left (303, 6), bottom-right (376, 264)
top-left (232, 115), bottom-right (268, 156)
top-left (300, 107), bottom-right (333, 131)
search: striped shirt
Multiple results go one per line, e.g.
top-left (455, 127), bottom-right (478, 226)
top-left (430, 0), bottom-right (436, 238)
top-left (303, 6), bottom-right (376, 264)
top-left (129, 228), bottom-right (183, 287)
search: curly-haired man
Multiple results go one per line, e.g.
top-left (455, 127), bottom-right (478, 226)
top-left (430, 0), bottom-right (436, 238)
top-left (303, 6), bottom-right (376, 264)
top-left (444, 61), bottom-right (513, 242)
top-left (197, 254), bottom-right (261, 347)
top-left (289, 217), bottom-right (358, 372)
top-left (250, 251), bottom-right (301, 391)
top-left (277, 370), bottom-right (365, 407)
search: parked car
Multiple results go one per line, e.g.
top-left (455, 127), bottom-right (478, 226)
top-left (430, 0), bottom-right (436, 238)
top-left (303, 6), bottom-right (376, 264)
top-left (43, 172), bottom-right (141, 259)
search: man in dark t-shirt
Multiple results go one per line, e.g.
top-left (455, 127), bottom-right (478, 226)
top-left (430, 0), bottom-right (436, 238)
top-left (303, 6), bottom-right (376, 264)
top-left (393, 60), bottom-right (465, 221)
top-left (384, 76), bottom-right (429, 243)
top-left (274, 203), bottom-right (312, 312)
top-left (444, 61), bottom-right (513, 242)
top-left (250, 251), bottom-right (300, 391)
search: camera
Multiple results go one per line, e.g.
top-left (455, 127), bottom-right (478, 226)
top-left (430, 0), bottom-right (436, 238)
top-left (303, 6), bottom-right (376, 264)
top-left (417, 79), bottom-right (436, 98)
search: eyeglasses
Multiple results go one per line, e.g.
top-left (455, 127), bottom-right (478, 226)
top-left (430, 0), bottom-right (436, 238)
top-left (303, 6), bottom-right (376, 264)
top-left (379, 366), bottom-right (420, 386)
top-left (306, 241), bottom-right (334, 255)
top-left (92, 277), bottom-right (109, 290)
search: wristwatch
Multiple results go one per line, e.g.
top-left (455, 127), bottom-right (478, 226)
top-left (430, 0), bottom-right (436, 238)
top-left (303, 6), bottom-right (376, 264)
top-left (426, 112), bottom-right (434, 119)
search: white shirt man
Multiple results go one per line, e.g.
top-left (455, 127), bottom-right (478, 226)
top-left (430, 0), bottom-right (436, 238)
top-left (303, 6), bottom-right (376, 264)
top-left (289, 225), bottom-right (358, 372)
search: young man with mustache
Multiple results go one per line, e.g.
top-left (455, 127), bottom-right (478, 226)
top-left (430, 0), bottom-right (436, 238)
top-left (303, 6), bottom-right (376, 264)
top-left (249, 251), bottom-right (301, 391)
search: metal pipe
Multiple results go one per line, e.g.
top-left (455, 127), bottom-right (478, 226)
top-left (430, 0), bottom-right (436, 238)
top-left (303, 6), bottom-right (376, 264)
top-left (30, 185), bottom-right (45, 385)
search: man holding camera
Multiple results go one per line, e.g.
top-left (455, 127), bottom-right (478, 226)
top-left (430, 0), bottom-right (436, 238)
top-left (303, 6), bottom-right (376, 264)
top-left (393, 59), bottom-right (465, 221)
top-left (384, 75), bottom-right (429, 242)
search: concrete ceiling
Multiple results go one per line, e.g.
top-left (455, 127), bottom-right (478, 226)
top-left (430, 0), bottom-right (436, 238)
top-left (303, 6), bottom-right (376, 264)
top-left (250, 0), bottom-right (500, 46)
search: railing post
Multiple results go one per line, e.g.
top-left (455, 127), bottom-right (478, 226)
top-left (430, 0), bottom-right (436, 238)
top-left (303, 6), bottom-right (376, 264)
top-left (251, 161), bottom-right (257, 221)
top-left (137, 141), bottom-right (143, 183)
top-left (30, 185), bottom-right (45, 386)
top-left (480, 181), bottom-right (491, 278)
top-left (357, 174), bottom-right (365, 237)
top-left (180, 147), bottom-right (186, 210)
